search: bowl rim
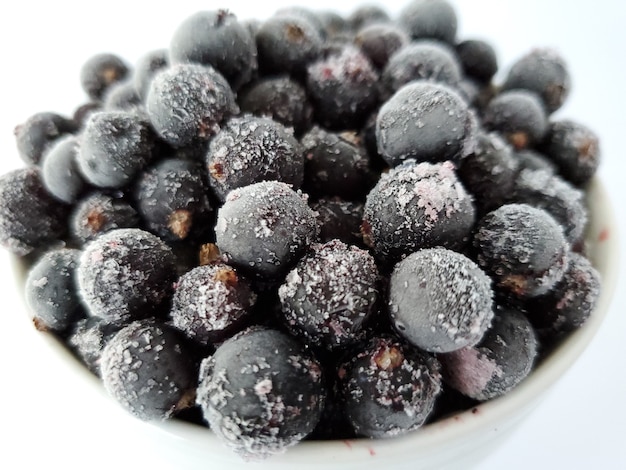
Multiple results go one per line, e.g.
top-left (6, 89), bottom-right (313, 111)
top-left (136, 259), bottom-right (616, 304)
top-left (11, 176), bottom-right (619, 466)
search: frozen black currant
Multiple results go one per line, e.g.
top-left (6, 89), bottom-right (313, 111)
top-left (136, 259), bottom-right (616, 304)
top-left (456, 39), bottom-right (498, 83)
top-left (380, 40), bottom-right (462, 98)
top-left (306, 46), bottom-right (379, 129)
top-left (133, 158), bottom-right (212, 241)
top-left (80, 53), bottom-right (130, 101)
top-left (514, 148), bottom-right (559, 174)
top-left (70, 192), bottom-right (140, 244)
top-left (376, 81), bottom-right (475, 166)
top-left (275, 6), bottom-right (326, 38)
top-left (362, 161), bottom-right (476, 263)
top-left (483, 90), bottom-right (548, 150)
top-left (318, 10), bottom-right (350, 39)
top-left (169, 263), bottom-right (257, 346)
top-left (14, 112), bottom-right (77, 166)
top-left (502, 48), bottom-right (570, 113)
top-left (77, 228), bottom-right (177, 323)
top-left (439, 306), bottom-right (538, 401)
top-left (511, 168), bottom-right (588, 244)
top-left (473, 203), bottom-right (569, 298)
top-left (238, 76), bottom-right (313, 135)
top-left (100, 319), bottom-right (196, 421)
top-left (146, 63), bottom-right (238, 148)
top-left (256, 15), bottom-right (323, 77)
top-left (77, 111), bottom-right (155, 188)
top-left (67, 316), bottom-right (121, 376)
top-left (133, 49), bottom-right (169, 100)
top-left (457, 133), bottom-right (520, 215)
top-left (526, 252), bottom-right (601, 341)
top-left (338, 336), bottom-right (442, 438)
top-left (354, 22), bottom-right (409, 70)
top-left (301, 127), bottom-right (375, 201)
top-left (196, 327), bottom-right (326, 459)
top-left (388, 248), bottom-right (494, 353)
top-left (103, 81), bottom-right (143, 112)
top-left (41, 135), bottom-right (86, 204)
top-left (0, 167), bottom-right (69, 255)
top-left (73, 102), bottom-right (101, 129)
top-left (215, 181), bottom-right (318, 279)
top-left (539, 120), bottom-right (601, 186)
top-left (25, 248), bottom-right (84, 332)
top-left (169, 10), bottom-right (257, 91)
top-left (206, 116), bottom-right (304, 201)
top-left (348, 5), bottom-right (390, 30)
top-left (400, 0), bottom-right (458, 43)
top-left (278, 240), bottom-right (379, 350)
top-left (311, 198), bottom-right (364, 246)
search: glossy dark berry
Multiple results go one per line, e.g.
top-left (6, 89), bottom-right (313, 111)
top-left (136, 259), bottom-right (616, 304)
top-left (25, 248), bottom-right (84, 332)
top-left (348, 5), bottom-right (390, 30)
top-left (311, 198), bottom-right (364, 246)
top-left (14, 112), bottom-right (77, 166)
top-left (215, 181), bottom-right (318, 280)
top-left (380, 40), bottom-right (462, 98)
top-left (133, 158), bottom-right (212, 241)
top-left (196, 327), bottom-right (326, 459)
top-left (70, 192), bottom-right (140, 243)
top-left (526, 252), bottom-right (601, 341)
top-left (206, 115), bottom-right (304, 201)
top-left (388, 248), bottom-right (494, 353)
top-left (0, 168), bottom-right (69, 256)
top-left (306, 46), bottom-right (379, 129)
top-left (473, 203), bottom-right (569, 298)
top-left (540, 120), bottom-right (601, 186)
top-left (457, 133), bottom-right (520, 215)
top-left (338, 336), bottom-right (442, 438)
top-left (146, 63), bottom-right (238, 148)
top-left (376, 81), bottom-right (475, 166)
top-left (170, 263), bottom-right (257, 346)
top-left (400, 0), bottom-right (458, 43)
top-left (483, 90), bottom-right (548, 150)
top-left (238, 76), bottom-right (313, 135)
top-left (278, 240), bottom-right (379, 350)
top-left (77, 111), bottom-right (155, 188)
top-left (103, 80), bottom-right (142, 112)
top-left (502, 48), bottom-right (570, 113)
top-left (301, 126), bottom-right (375, 201)
top-left (354, 23), bottom-right (409, 69)
top-left (133, 49), bottom-right (169, 100)
top-left (80, 53), bottom-right (130, 101)
top-left (511, 169), bottom-right (588, 244)
top-left (77, 228), bottom-right (177, 323)
top-left (41, 135), bottom-right (86, 204)
top-left (101, 319), bottom-right (196, 421)
top-left (169, 10), bottom-right (257, 91)
top-left (439, 306), bottom-right (537, 401)
top-left (256, 15), bottom-right (323, 77)
top-left (362, 161), bottom-right (476, 263)
top-left (456, 39), bottom-right (498, 83)
top-left (68, 317), bottom-right (121, 376)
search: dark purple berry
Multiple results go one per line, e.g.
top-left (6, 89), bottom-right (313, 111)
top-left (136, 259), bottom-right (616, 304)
top-left (473, 203), bottom-right (569, 298)
top-left (400, 0), bottom-right (458, 43)
top-left (318, 11), bottom-right (350, 39)
top-left (388, 248), bottom-right (494, 353)
top-left (68, 317), bottom-right (121, 376)
top-left (348, 5), bottom-right (390, 30)
top-left (101, 319), bottom-right (196, 420)
top-left (196, 327), bottom-right (325, 459)
top-left (311, 198), bottom-right (364, 246)
top-left (146, 63), bottom-right (238, 148)
top-left (77, 228), bottom-right (177, 323)
top-left (514, 148), bottom-right (559, 174)
top-left (103, 80), bottom-right (142, 112)
top-left (14, 112), bottom-right (77, 166)
top-left (169, 263), bottom-right (257, 346)
top-left (25, 248), bottom-right (84, 332)
top-left (354, 23), bottom-right (409, 69)
top-left (338, 336), bottom-right (442, 437)
top-left (77, 111), bottom-right (155, 188)
top-left (439, 306), bottom-right (538, 401)
top-left (133, 49), bottom-right (169, 100)
top-left (206, 115), bottom-right (304, 202)
top-left (73, 102), bottom-right (101, 129)
top-left (41, 135), bottom-right (86, 204)
top-left (0, 168), bottom-right (69, 256)
top-left (169, 10), bottom-right (257, 91)
top-left (80, 53), bottom-right (130, 101)
top-left (456, 39), bottom-right (498, 83)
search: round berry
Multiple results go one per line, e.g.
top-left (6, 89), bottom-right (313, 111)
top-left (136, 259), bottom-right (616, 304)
top-left (456, 39), bottom-right (498, 83)
top-left (133, 49), bottom-right (169, 100)
top-left (80, 53), bottom-right (130, 101)
top-left (399, 0), bottom-right (458, 43)
top-left (354, 22), bottom-right (409, 70)
top-left (41, 135), bottom-right (86, 204)
top-left (14, 112), bottom-right (77, 166)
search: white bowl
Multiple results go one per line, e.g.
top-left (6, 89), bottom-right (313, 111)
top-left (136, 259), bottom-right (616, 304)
top-left (10, 177), bottom-right (618, 470)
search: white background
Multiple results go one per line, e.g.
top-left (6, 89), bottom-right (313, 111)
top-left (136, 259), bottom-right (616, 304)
top-left (0, 1), bottom-right (624, 469)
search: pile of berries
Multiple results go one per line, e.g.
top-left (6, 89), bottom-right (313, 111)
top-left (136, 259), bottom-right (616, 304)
top-left (0, 0), bottom-right (602, 460)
